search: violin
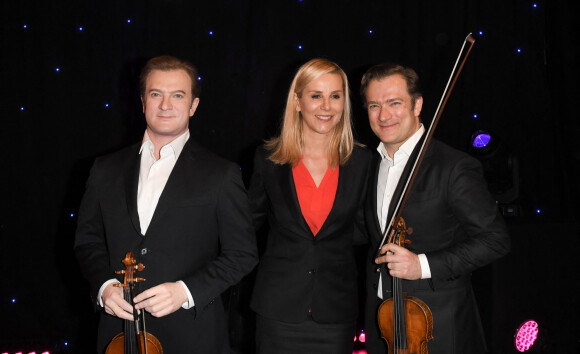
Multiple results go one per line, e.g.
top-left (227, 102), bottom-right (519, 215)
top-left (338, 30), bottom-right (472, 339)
top-left (105, 252), bottom-right (163, 354)
top-left (376, 33), bottom-right (476, 353)
top-left (377, 217), bottom-right (433, 353)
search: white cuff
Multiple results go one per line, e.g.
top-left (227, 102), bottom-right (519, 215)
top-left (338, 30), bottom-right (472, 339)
top-left (418, 253), bottom-right (431, 279)
top-left (377, 254), bottom-right (431, 301)
top-left (177, 280), bottom-right (195, 309)
top-left (98, 279), bottom-right (121, 307)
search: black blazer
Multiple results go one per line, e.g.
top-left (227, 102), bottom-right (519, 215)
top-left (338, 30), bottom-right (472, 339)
top-left (74, 137), bottom-right (258, 354)
top-left (363, 139), bottom-right (510, 354)
top-left (249, 145), bottom-right (372, 323)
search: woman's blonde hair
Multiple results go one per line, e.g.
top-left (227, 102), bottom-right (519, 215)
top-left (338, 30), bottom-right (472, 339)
top-left (266, 58), bottom-right (355, 167)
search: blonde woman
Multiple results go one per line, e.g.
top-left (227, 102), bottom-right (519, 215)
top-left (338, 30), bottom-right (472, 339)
top-left (249, 58), bottom-right (372, 353)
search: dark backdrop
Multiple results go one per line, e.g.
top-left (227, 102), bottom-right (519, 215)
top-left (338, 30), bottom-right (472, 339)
top-left (1, 1), bottom-right (578, 353)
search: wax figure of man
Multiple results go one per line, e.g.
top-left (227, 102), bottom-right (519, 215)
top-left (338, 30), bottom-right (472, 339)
top-left (74, 55), bottom-right (258, 353)
top-left (361, 63), bottom-right (510, 354)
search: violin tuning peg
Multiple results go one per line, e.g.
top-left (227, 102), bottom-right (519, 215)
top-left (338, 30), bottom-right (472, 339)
top-left (406, 227), bottom-right (413, 235)
top-left (113, 283), bottom-right (122, 288)
top-left (135, 277), bottom-right (146, 283)
top-left (115, 270), bottom-right (125, 275)
top-left (405, 239), bottom-right (412, 245)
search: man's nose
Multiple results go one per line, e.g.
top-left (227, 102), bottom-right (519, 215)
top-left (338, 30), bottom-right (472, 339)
top-left (378, 106), bottom-right (391, 121)
top-left (160, 95), bottom-right (172, 110)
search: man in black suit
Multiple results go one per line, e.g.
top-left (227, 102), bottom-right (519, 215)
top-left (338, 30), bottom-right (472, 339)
top-left (74, 55), bottom-right (258, 353)
top-left (361, 63), bottom-right (510, 353)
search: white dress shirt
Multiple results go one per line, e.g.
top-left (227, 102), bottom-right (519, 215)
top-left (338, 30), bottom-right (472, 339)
top-left (138, 131), bottom-right (188, 234)
top-left (376, 125), bottom-right (431, 299)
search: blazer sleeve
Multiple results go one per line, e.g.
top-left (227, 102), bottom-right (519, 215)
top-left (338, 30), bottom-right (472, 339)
top-left (352, 147), bottom-right (373, 245)
top-left (247, 147), bottom-right (269, 232)
top-left (73, 158), bottom-right (115, 305)
top-left (183, 163), bottom-right (258, 311)
top-left (426, 153), bottom-right (511, 284)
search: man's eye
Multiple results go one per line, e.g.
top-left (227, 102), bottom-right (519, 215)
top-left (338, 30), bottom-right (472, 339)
top-left (174, 94), bottom-right (184, 98)
top-left (151, 92), bottom-right (161, 97)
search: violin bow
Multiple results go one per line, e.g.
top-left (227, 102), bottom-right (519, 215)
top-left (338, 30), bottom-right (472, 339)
top-left (376, 33), bottom-right (476, 259)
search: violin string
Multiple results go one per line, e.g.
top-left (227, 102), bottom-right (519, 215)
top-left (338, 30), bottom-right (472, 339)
top-left (395, 277), bottom-right (398, 352)
top-left (125, 286), bottom-right (136, 353)
top-left (398, 279), bottom-right (402, 353)
top-left (394, 277), bottom-right (398, 353)
top-left (142, 308), bottom-right (148, 354)
top-left (394, 276), bottom-right (400, 353)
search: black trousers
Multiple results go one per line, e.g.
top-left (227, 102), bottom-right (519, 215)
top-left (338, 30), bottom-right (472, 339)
top-left (256, 314), bottom-right (355, 354)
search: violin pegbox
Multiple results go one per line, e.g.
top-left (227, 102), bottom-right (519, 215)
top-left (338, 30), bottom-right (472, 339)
top-left (113, 252), bottom-right (145, 288)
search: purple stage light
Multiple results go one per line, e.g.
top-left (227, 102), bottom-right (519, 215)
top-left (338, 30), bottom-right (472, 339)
top-left (471, 132), bottom-right (491, 148)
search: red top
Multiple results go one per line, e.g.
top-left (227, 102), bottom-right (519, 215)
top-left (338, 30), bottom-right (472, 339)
top-left (292, 159), bottom-right (339, 236)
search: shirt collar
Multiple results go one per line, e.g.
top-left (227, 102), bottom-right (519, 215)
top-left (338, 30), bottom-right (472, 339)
top-left (376, 124), bottom-right (425, 161)
top-left (139, 130), bottom-right (190, 159)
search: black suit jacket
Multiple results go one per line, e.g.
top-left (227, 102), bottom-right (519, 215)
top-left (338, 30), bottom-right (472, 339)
top-left (74, 137), bottom-right (258, 353)
top-left (249, 145), bottom-right (372, 324)
top-left (364, 139), bottom-right (510, 354)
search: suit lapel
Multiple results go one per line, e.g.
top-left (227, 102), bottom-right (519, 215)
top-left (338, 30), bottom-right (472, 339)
top-left (146, 140), bottom-right (197, 234)
top-left (318, 165), bottom-right (343, 236)
top-left (386, 134), bottom-right (427, 225)
top-left (369, 152), bottom-right (383, 240)
top-left (315, 162), bottom-right (349, 239)
top-left (276, 163), bottom-right (312, 237)
top-left (124, 145), bottom-right (142, 236)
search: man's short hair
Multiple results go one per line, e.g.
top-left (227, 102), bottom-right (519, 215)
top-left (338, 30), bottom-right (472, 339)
top-left (360, 63), bottom-right (422, 107)
top-left (140, 56), bottom-right (200, 98)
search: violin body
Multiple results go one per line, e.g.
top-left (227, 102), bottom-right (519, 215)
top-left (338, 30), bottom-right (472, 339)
top-left (105, 331), bottom-right (163, 354)
top-left (378, 294), bottom-right (433, 354)
top-left (376, 216), bottom-right (434, 353)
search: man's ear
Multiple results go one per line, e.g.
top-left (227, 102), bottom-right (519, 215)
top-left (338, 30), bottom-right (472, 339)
top-left (189, 97), bottom-right (200, 117)
top-left (413, 96), bottom-right (423, 117)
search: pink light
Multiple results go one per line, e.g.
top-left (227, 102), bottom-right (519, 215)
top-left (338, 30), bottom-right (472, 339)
top-left (353, 335), bottom-right (356, 342)
top-left (514, 320), bottom-right (539, 352)
top-left (359, 331), bottom-right (366, 343)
